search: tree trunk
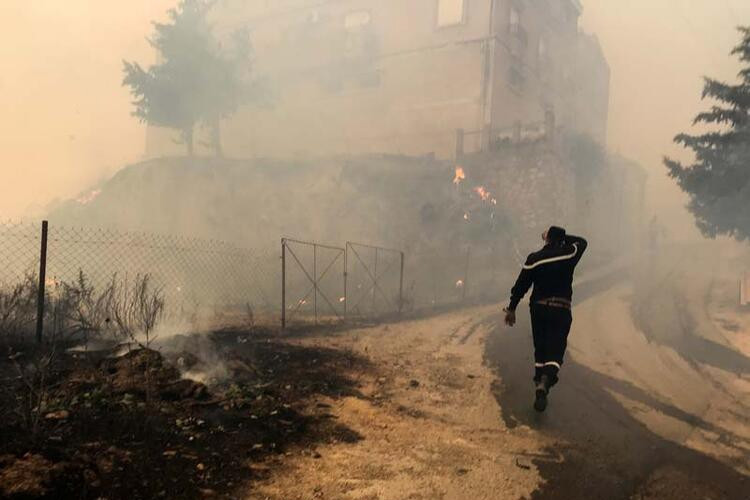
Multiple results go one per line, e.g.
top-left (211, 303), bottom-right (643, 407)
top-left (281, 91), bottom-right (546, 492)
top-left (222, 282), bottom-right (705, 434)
top-left (210, 116), bottom-right (223, 158)
top-left (183, 126), bottom-right (194, 156)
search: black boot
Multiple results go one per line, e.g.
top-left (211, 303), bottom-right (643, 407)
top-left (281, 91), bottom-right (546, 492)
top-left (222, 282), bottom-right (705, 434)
top-left (534, 374), bottom-right (549, 412)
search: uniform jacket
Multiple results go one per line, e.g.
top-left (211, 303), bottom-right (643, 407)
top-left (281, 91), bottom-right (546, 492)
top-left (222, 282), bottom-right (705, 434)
top-left (508, 235), bottom-right (588, 311)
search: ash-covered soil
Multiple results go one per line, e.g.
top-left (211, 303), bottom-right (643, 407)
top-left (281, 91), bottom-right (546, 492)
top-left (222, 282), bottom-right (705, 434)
top-left (0, 328), bottom-right (372, 499)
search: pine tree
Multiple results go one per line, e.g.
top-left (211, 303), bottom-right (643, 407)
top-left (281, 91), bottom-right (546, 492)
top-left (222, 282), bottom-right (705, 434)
top-left (665, 27), bottom-right (750, 240)
top-left (122, 0), bottom-right (258, 156)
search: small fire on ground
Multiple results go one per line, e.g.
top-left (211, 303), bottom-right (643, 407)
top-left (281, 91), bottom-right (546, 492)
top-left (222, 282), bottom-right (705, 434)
top-left (473, 186), bottom-right (498, 205)
top-left (453, 166), bottom-right (466, 185)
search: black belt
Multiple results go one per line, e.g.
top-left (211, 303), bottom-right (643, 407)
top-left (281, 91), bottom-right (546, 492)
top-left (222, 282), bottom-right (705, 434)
top-left (534, 297), bottom-right (571, 310)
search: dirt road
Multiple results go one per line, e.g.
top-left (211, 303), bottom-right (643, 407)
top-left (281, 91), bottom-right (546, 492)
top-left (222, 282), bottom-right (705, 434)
top-left (487, 272), bottom-right (750, 499)
top-left (247, 308), bottom-right (551, 499)
top-left (247, 268), bottom-right (749, 499)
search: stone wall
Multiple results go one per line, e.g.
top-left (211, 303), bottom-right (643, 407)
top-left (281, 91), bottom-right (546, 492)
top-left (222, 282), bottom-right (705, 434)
top-left (461, 138), bottom-right (576, 250)
top-left (460, 136), bottom-right (645, 260)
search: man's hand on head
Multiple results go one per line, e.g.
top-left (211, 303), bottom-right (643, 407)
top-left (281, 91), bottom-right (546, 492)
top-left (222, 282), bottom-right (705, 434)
top-left (503, 307), bottom-right (516, 327)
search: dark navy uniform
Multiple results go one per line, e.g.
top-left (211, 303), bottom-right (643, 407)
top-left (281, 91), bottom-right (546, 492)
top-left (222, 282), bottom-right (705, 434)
top-left (507, 230), bottom-right (587, 389)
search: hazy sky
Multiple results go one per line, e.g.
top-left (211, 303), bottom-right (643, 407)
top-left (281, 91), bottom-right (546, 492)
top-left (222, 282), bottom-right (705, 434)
top-left (1, 1), bottom-right (749, 237)
top-left (580, 0), bottom-right (750, 239)
top-left (0, 1), bottom-right (174, 217)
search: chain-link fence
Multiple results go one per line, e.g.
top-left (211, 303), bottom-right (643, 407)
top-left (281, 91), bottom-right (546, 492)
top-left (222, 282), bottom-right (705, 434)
top-left (0, 221), bottom-right (43, 340)
top-left (0, 221), bottom-right (41, 287)
top-left (0, 220), bottom-right (281, 342)
top-left (404, 244), bottom-right (511, 311)
top-left (1, 219), bottom-right (513, 342)
top-left (45, 225), bottom-right (279, 318)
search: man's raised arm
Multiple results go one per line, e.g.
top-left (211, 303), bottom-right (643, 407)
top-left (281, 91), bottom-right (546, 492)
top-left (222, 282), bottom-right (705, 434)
top-left (566, 234), bottom-right (588, 265)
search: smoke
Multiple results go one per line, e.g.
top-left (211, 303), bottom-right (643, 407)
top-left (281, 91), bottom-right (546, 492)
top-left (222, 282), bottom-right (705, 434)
top-left (580, 0), bottom-right (750, 241)
top-left (1, 0), bottom-right (747, 244)
top-left (3, 0), bottom-right (750, 359)
top-left (2, 4), bottom-right (749, 475)
top-left (0, 1), bottom-right (175, 219)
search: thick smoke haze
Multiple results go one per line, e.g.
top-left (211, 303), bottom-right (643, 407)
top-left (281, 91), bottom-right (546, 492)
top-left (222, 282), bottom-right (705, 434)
top-left (0, 1), bottom-right (174, 218)
top-left (1, 0), bottom-right (749, 239)
top-left (1, 5), bottom-right (750, 496)
top-left (580, 0), bottom-right (750, 241)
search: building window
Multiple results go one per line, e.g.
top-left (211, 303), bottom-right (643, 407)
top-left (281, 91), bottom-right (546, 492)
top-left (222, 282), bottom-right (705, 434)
top-left (509, 6), bottom-right (527, 46)
top-left (436, 0), bottom-right (465, 27)
top-left (510, 6), bottom-right (520, 30)
top-left (537, 35), bottom-right (547, 70)
top-left (538, 36), bottom-right (547, 59)
top-left (508, 65), bottom-right (525, 93)
top-left (358, 69), bottom-right (382, 88)
top-left (344, 11), bottom-right (371, 31)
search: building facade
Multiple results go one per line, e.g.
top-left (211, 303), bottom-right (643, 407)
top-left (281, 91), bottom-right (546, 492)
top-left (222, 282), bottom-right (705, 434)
top-left (145, 0), bottom-right (610, 160)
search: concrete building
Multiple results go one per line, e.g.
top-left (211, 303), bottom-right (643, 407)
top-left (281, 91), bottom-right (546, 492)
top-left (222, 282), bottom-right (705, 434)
top-left (146, 0), bottom-right (610, 160)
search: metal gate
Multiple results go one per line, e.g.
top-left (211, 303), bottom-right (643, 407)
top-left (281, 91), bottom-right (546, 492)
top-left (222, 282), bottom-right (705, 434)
top-left (344, 242), bottom-right (404, 319)
top-left (281, 238), bottom-right (345, 328)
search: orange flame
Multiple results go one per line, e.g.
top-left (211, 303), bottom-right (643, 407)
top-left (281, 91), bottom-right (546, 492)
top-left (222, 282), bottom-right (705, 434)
top-left (453, 166), bottom-right (466, 185)
top-left (474, 186), bottom-right (491, 201)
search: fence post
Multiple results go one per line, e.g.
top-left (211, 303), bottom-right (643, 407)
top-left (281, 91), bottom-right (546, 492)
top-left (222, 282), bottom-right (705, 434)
top-left (281, 238), bottom-right (286, 330)
top-left (35, 220), bottom-right (49, 344)
top-left (343, 244), bottom-right (348, 320)
top-left (372, 247), bottom-right (378, 312)
top-left (398, 251), bottom-right (405, 314)
top-left (313, 244), bottom-right (317, 326)
top-left (455, 128), bottom-right (465, 161)
top-left (462, 245), bottom-right (471, 303)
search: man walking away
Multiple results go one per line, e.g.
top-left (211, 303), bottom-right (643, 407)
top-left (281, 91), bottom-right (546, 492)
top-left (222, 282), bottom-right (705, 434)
top-left (503, 226), bottom-right (588, 412)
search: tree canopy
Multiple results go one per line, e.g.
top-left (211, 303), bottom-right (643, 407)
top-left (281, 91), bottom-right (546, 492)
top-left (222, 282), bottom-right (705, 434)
top-left (122, 0), bottom-right (258, 156)
top-left (665, 27), bottom-right (750, 240)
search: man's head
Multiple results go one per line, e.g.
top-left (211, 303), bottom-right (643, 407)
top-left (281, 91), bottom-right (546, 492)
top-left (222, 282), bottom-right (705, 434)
top-left (542, 225), bottom-right (566, 245)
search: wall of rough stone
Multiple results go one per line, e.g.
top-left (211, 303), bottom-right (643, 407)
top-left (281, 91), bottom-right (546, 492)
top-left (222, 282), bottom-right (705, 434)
top-left (460, 138), bottom-right (577, 251)
top-left (460, 137), bottom-right (646, 262)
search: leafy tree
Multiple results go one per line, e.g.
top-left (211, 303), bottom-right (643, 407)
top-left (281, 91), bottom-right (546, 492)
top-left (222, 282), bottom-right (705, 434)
top-left (665, 27), bottom-right (750, 240)
top-left (122, 0), bottom-right (258, 156)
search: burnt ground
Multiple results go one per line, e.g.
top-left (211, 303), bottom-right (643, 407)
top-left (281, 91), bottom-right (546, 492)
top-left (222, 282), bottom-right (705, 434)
top-left (3, 267), bottom-right (748, 499)
top-left (0, 328), bottom-right (373, 499)
top-left (485, 271), bottom-right (750, 500)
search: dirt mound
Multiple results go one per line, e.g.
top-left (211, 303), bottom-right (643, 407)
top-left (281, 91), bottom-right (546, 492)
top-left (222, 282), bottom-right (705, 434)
top-left (96, 348), bottom-right (208, 400)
